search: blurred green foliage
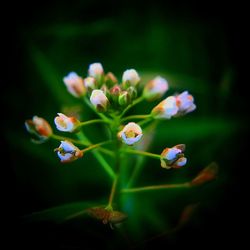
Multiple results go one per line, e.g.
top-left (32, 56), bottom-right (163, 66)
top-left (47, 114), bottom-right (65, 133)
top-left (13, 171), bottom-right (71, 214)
top-left (6, 1), bottom-right (245, 248)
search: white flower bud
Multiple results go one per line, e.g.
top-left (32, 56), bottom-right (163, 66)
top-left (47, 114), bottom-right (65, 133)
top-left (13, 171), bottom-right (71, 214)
top-left (176, 91), bottom-right (196, 114)
top-left (54, 113), bottom-right (80, 132)
top-left (90, 89), bottom-right (109, 112)
top-left (84, 77), bottom-right (96, 90)
top-left (63, 72), bottom-right (86, 97)
top-left (143, 76), bottom-right (168, 100)
top-left (88, 63), bottom-right (104, 78)
top-left (151, 96), bottom-right (178, 119)
top-left (122, 69), bottom-right (140, 86)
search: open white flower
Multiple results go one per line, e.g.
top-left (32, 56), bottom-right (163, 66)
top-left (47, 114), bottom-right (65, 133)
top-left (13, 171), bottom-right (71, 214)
top-left (118, 122), bottom-right (143, 145)
top-left (151, 96), bottom-right (178, 119)
top-left (63, 72), bottom-right (86, 97)
top-left (160, 144), bottom-right (186, 169)
top-left (143, 76), bottom-right (168, 100)
top-left (88, 63), bottom-right (104, 78)
top-left (122, 69), bottom-right (140, 86)
top-left (90, 89), bottom-right (109, 112)
top-left (175, 91), bottom-right (196, 114)
top-left (55, 140), bottom-right (83, 163)
top-left (54, 113), bottom-right (80, 132)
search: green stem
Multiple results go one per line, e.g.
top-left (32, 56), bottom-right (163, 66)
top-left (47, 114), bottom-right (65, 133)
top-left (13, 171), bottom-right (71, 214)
top-left (83, 96), bottom-right (111, 123)
top-left (50, 134), bottom-right (90, 146)
top-left (119, 96), bottom-right (144, 118)
top-left (121, 148), bottom-right (162, 160)
top-left (126, 156), bottom-right (145, 188)
top-left (106, 117), bottom-right (121, 209)
top-left (97, 148), bottom-right (115, 157)
top-left (107, 176), bottom-right (118, 209)
top-left (78, 119), bottom-right (110, 128)
top-left (138, 116), bottom-right (154, 126)
top-left (81, 140), bottom-right (113, 153)
top-left (77, 131), bottom-right (116, 180)
top-left (121, 114), bottom-right (151, 122)
top-left (121, 183), bottom-right (190, 193)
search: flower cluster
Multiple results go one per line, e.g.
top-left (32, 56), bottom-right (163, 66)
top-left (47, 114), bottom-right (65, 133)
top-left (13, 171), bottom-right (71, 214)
top-left (25, 62), bottom-right (199, 225)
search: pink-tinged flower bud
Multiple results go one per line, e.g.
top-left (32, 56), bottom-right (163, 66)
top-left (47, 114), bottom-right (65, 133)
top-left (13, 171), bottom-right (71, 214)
top-left (143, 76), bottom-right (169, 101)
top-left (118, 122), bottom-right (143, 145)
top-left (109, 85), bottom-right (121, 103)
top-left (55, 140), bottom-right (83, 163)
top-left (88, 63), bottom-right (104, 78)
top-left (105, 72), bottom-right (118, 87)
top-left (54, 113), bottom-right (80, 132)
top-left (25, 116), bottom-right (52, 139)
top-left (84, 77), bottom-right (96, 90)
top-left (175, 91), bottom-right (196, 115)
top-left (110, 85), bottom-right (121, 96)
top-left (122, 69), bottom-right (140, 86)
top-left (90, 89), bottom-right (110, 112)
top-left (160, 144), bottom-right (186, 169)
top-left (63, 72), bottom-right (86, 98)
top-left (151, 96), bottom-right (178, 119)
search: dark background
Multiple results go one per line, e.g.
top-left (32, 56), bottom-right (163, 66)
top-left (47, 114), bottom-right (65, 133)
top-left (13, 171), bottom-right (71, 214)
top-left (4, 0), bottom-right (247, 249)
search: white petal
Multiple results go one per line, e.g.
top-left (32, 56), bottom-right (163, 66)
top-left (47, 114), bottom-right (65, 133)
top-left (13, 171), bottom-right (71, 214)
top-left (57, 152), bottom-right (72, 162)
top-left (165, 148), bottom-right (181, 160)
top-left (121, 133), bottom-right (143, 145)
top-left (60, 141), bottom-right (76, 152)
top-left (176, 157), bottom-right (187, 167)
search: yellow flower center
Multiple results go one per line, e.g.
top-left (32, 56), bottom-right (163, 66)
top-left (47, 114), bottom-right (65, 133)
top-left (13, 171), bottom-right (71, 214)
top-left (125, 130), bottom-right (137, 138)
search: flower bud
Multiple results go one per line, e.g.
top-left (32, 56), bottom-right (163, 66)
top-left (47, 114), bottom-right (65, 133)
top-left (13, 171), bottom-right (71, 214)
top-left (84, 77), bottom-right (96, 90)
top-left (90, 89), bottom-right (110, 112)
top-left (54, 113), bottom-right (80, 132)
top-left (126, 86), bottom-right (137, 100)
top-left (122, 69), bottom-right (140, 86)
top-left (63, 72), bottom-right (86, 98)
top-left (118, 122), bottom-right (143, 145)
top-left (105, 72), bottom-right (118, 87)
top-left (151, 96), bottom-right (178, 119)
top-left (175, 91), bottom-right (196, 115)
top-left (55, 140), bottom-right (83, 163)
top-left (25, 116), bottom-right (52, 140)
top-left (191, 162), bottom-right (218, 186)
top-left (160, 144), bottom-right (186, 169)
top-left (88, 63), bottom-right (104, 78)
top-left (110, 85), bottom-right (121, 96)
top-left (118, 91), bottom-right (130, 106)
top-left (110, 85), bottom-right (121, 103)
top-left (143, 76), bottom-right (168, 101)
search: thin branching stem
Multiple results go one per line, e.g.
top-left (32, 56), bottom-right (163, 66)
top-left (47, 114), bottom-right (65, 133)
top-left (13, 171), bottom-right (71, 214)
top-left (121, 148), bottom-right (162, 159)
top-left (50, 134), bottom-right (90, 146)
top-left (121, 183), bottom-right (190, 193)
top-left (119, 96), bottom-right (144, 118)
